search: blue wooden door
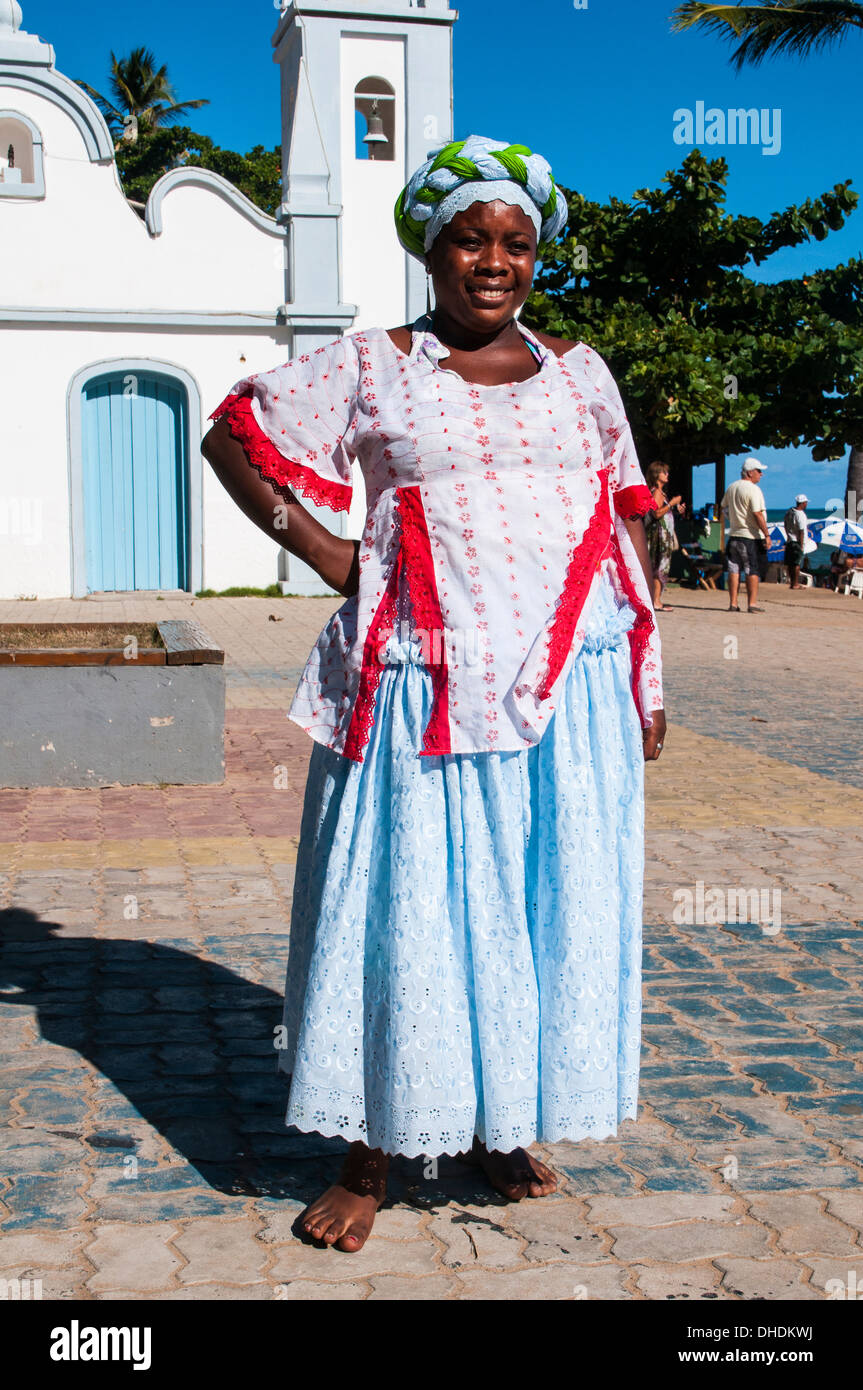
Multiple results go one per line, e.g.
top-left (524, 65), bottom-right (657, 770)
top-left (81, 371), bottom-right (189, 592)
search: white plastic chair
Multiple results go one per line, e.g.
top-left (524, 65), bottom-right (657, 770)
top-left (845, 570), bottom-right (863, 598)
top-left (798, 572), bottom-right (814, 588)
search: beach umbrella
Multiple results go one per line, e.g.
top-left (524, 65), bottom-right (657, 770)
top-left (766, 523), bottom-right (817, 562)
top-left (808, 518), bottom-right (863, 554)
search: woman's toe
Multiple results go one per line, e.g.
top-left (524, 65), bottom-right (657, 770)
top-left (336, 1223), bottom-right (369, 1253)
top-left (528, 1164), bottom-right (557, 1195)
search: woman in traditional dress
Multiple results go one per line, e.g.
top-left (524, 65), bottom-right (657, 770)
top-left (202, 136), bottom-right (666, 1254)
top-left (644, 461), bottom-right (684, 611)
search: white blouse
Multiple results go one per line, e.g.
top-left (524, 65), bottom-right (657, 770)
top-left (210, 317), bottom-right (663, 762)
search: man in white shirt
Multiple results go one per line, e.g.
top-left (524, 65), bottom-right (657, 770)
top-left (783, 493), bottom-right (809, 589)
top-left (720, 458), bottom-right (770, 613)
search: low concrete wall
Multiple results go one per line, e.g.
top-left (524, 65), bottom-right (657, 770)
top-left (0, 664), bottom-right (225, 787)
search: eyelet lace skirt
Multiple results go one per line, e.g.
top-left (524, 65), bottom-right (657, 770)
top-left (277, 571), bottom-right (645, 1158)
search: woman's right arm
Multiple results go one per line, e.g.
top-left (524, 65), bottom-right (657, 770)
top-left (201, 416), bottom-right (359, 597)
top-left (652, 490), bottom-right (682, 519)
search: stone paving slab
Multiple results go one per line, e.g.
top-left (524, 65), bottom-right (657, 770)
top-left (1, 586), bottom-right (861, 1300)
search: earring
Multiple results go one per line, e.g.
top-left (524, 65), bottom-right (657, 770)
top-left (425, 269), bottom-right (432, 317)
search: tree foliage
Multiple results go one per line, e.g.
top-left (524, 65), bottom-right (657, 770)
top-left (524, 152), bottom-right (863, 476)
top-left (76, 47), bottom-right (281, 216)
top-left (114, 125), bottom-right (282, 216)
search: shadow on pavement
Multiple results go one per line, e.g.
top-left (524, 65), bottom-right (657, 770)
top-left (0, 907), bottom-right (500, 1216)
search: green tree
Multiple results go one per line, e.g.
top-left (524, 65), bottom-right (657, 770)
top-left (670, 1), bottom-right (863, 69)
top-left (671, 3), bottom-right (863, 513)
top-left (115, 125), bottom-right (282, 216)
top-left (524, 152), bottom-right (863, 504)
top-left (76, 46), bottom-right (209, 145)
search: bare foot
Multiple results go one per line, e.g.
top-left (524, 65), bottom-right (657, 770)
top-left (465, 1136), bottom-right (558, 1200)
top-left (301, 1142), bottom-right (389, 1252)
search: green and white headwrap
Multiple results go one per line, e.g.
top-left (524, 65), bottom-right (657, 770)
top-left (394, 134), bottom-right (568, 263)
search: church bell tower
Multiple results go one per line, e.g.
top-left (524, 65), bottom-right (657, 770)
top-left (273, 0), bottom-right (457, 338)
top-left (271, 0), bottom-right (456, 593)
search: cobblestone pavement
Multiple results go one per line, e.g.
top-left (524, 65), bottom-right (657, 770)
top-left (1, 583), bottom-right (861, 1300)
top-left (660, 584), bottom-right (863, 787)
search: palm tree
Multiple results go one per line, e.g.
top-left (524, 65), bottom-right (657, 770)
top-left (670, 2), bottom-right (863, 70)
top-left (76, 47), bottom-right (209, 148)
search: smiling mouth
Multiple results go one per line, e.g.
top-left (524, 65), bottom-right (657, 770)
top-left (466, 286), bottom-right (511, 301)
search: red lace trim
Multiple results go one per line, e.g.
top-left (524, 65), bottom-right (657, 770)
top-left (342, 550), bottom-right (402, 763)
top-left (209, 392), bottom-right (352, 513)
top-left (396, 485), bottom-right (452, 756)
top-left (614, 484), bottom-right (655, 519)
top-left (535, 467), bottom-right (614, 701)
top-left (607, 529), bottom-right (656, 727)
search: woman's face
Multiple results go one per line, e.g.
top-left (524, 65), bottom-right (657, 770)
top-left (660, 469), bottom-right (669, 486)
top-left (426, 200), bottom-right (538, 334)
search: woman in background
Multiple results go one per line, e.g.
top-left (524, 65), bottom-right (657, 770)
top-left (645, 460), bottom-right (685, 611)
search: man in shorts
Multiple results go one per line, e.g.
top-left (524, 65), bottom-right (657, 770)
top-left (783, 493), bottom-right (809, 589)
top-left (720, 458), bottom-right (771, 612)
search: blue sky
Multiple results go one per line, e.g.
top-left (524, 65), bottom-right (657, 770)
top-left (30, 0), bottom-right (861, 506)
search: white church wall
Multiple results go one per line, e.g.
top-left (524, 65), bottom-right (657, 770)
top-left (0, 89), bottom-right (286, 314)
top-left (0, 0), bottom-right (456, 599)
top-left (0, 325), bottom-right (293, 599)
top-left (0, 49), bottom-right (302, 600)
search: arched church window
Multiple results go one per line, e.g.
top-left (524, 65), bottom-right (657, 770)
top-left (0, 112), bottom-right (45, 197)
top-left (353, 77), bottom-right (395, 162)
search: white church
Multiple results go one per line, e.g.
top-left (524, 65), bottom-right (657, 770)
top-left (0, 0), bottom-right (456, 599)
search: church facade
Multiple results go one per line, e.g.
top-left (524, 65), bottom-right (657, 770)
top-left (0, 0), bottom-right (455, 599)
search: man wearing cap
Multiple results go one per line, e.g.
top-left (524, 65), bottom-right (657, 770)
top-left (783, 494), bottom-right (809, 590)
top-left (720, 458), bottom-right (771, 612)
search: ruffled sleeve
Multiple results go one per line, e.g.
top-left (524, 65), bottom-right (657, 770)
top-left (208, 335), bottom-right (360, 513)
top-left (582, 347), bottom-right (654, 519)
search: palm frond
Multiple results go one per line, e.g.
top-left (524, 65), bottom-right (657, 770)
top-left (671, 1), bottom-right (863, 68)
top-left (137, 99), bottom-right (209, 133)
top-left (72, 78), bottom-right (124, 133)
top-left (74, 78), bottom-right (115, 112)
top-left (155, 99), bottom-right (210, 120)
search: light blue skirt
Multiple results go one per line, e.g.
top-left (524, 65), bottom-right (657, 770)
top-left (278, 573), bottom-right (645, 1158)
